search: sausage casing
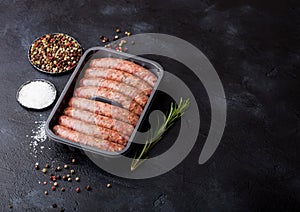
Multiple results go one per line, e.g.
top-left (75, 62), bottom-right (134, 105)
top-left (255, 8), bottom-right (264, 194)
top-left (79, 77), bottom-right (149, 107)
top-left (84, 67), bottom-right (152, 95)
top-left (53, 125), bottom-right (124, 152)
top-left (64, 107), bottom-right (134, 136)
top-left (89, 58), bottom-right (157, 87)
top-left (59, 116), bottom-right (128, 145)
top-left (68, 97), bottom-right (139, 126)
top-left (74, 86), bottom-right (143, 115)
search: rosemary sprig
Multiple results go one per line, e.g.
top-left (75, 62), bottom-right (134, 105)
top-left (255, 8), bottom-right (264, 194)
top-left (131, 98), bottom-right (190, 171)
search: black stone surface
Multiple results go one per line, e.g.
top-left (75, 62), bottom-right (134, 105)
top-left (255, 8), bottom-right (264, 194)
top-left (0, 0), bottom-right (299, 211)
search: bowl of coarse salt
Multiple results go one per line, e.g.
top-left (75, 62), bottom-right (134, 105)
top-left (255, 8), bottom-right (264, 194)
top-left (16, 79), bottom-right (57, 110)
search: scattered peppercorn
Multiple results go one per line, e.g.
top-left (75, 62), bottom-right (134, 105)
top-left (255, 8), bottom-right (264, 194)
top-left (85, 185), bottom-right (92, 191)
top-left (113, 35), bottom-right (119, 41)
top-left (45, 163), bottom-right (50, 168)
top-left (50, 176), bottom-right (56, 182)
top-left (43, 181), bottom-right (47, 185)
top-left (116, 28), bottom-right (121, 33)
top-left (125, 31), bottom-right (131, 36)
top-left (68, 177), bottom-right (72, 182)
top-left (52, 203), bottom-right (57, 208)
top-left (8, 204), bottom-right (13, 209)
top-left (44, 191), bottom-right (48, 195)
top-left (61, 187), bottom-right (65, 192)
top-left (76, 187), bottom-right (81, 193)
top-left (56, 166), bottom-right (62, 171)
top-left (62, 175), bottom-right (67, 181)
top-left (51, 186), bottom-right (56, 191)
top-left (66, 174), bottom-right (71, 178)
top-left (71, 159), bottom-right (76, 164)
top-left (34, 165), bottom-right (39, 170)
top-left (29, 33), bottom-right (82, 74)
top-left (54, 182), bottom-right (58, 187)
top-left (70, 169), bottom-right (75, 174)
top-left (106, 183), bottom-right (112, 188)
top-left (75, 177), bottom-right (80, 182)
top-left (56, 175), bottom-right (61, 180)
top-left (63, 164), bottom-right (69, 169)
top-left (42, 168), bottom-right (47, 174)
top-left (101, 37), bottom-right (109, 43)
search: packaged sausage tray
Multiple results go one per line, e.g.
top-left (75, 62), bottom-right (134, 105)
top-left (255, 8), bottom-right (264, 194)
top-left (45, 47), bottom-right (164, 156)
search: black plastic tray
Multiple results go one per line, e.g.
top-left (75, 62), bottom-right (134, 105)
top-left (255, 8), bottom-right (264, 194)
top-left (45, 47), bottom-right (164, 156)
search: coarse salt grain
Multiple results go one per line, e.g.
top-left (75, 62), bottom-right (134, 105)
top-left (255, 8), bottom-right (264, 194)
top-left (17, 80), bottom-right (56, 109)
top-left (28, 120), bottom-right (47, 157)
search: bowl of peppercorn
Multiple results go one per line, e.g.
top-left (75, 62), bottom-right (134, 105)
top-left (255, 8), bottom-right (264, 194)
top-left (28, 33), bottom-right (83, 74)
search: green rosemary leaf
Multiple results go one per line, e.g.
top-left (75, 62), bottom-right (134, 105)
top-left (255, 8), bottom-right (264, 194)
top-left (131, 98), bottom-right (190, 171)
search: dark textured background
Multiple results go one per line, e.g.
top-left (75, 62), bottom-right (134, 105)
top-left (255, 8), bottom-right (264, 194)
top-left (0, 0), bottom-right (299, 211)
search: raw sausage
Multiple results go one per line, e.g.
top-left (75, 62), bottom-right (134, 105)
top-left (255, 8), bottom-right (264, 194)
top-left (89, 58), bottom-right (157, 87)
top-left (84, 67), bottom-right (152, 95)
top-left (59, 116), bottom-right (128, 146)
top-left (79, 77), bottom-right (149, 107)
top-left (64, 107), bottom-right (134, 136)
top-left (53, 125), bottom-right (124, 152)
top-left (74, 86), bottom-right (143, 115)
top-left (68, 97), bottom-right (139, 126)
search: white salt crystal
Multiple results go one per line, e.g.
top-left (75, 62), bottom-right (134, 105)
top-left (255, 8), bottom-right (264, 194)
top-left (17, 80), bottom-right (56, 109)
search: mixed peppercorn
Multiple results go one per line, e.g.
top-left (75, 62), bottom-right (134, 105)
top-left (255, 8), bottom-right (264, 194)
top-left (29, 33), bottom-right (82, 73)
top-left (101, 28), bottom-right (134, 52)
top-left (32, 159), bottom-right (112, 210)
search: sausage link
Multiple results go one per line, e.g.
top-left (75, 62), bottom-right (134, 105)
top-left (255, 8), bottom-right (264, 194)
top-left (80, 77), bottom-right (149, 107)
top-left (74, 86), bottom-right (143, 115)
top-left (69, 97), bottom-right (139, 126)
top-left (89, 58), bottom-right (157, 87)
top-left (59, 116), bottom-right (128, 146)
top-left (64, 107), bottom-right (134, 136)
top-left (53, 125), bottom-right (124, 152)
top-left (84, 67), bottom-right (152, 95)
